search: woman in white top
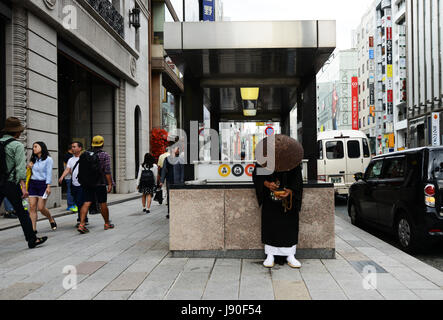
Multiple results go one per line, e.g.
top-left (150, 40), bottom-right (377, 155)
top-left (136, 153), bottom-right (158, 214)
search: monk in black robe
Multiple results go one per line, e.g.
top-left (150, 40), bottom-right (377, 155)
top-left (252, 163), bottom-right (303, 268)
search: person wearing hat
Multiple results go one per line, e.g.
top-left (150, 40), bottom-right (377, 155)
top-left (77, 135), bottom-right (115, 233)
top-left (0, 117), bottom-right (47, 248)
top-left (252, 134), bottom-right (304, 269)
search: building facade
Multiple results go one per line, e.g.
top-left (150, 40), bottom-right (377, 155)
top-left (353, 3), bottom-right (377, 153)
top-left (393, 0), bottom-right (407, 150)
top-left (1, 0), bottom-right (151, 207)
top-left (406, 0), bottom-right (443, 148)
top-left (317, 49), bottom-right (358, 133)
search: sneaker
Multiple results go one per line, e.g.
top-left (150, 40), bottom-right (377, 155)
top-left (143, 208), bottom-right (146, 213)
top-left (287, 255), bottom-right (301, 269)
top-left (104, 223), bottom-right (114, 230)
top-left (263, 255), bottom-right (275, 268)
top-left (50, 220), bottom-right (57, 230)
top-left (4, 212), bottom-right (18, 219)
top-left (28, 236), bottom-right (48, 249)
top-left (146, 209), bottom-right (150, 214)
top-left (69, 206), bottom-right (78, 213)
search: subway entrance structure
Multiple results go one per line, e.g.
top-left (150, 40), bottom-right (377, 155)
top-left (164, 20), bottom-right (337, 259)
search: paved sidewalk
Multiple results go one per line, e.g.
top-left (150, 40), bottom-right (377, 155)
top-left (0, 198), bottom-right (443, 300)
top-left (0, 192), bottom-right (140, 231)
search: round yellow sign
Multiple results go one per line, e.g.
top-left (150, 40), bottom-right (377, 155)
top-left (218, 164), bottom-right (231, 177)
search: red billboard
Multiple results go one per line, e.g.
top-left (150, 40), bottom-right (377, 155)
top-left (352, 77), bottom-right (359, 130)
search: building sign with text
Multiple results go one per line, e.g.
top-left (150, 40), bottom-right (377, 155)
top-left (202, 0), bottom-right (215, 21)
top-left (352, 77), bottom-right (359, 130)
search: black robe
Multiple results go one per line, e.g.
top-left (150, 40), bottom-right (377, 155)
top-left (252, 164), bottom-right (303, 248)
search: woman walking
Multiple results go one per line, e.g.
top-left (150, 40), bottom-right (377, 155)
top-left (136, 153), bottom-right (158, 213)
top-left (27, 141), bottom-right (57, 232)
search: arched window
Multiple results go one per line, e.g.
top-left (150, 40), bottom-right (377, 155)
top-left (134, 106), bottom-right (141, 178)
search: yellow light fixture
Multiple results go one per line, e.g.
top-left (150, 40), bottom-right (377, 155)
top-left (240, 88), bottom-right (259, 100)
top-left (241, 88), bottom-right (259, 117)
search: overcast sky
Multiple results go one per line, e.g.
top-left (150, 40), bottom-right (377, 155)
top-left (221, 0), bottom-right (375, 49)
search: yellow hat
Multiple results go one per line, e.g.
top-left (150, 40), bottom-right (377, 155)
top-left (91, 135), bottom-right (104, 147)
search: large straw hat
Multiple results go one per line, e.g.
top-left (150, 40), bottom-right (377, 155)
top-left (255, 134), bottom-right (304, 172)
top-left (1, 117), bottom-right (25, 133)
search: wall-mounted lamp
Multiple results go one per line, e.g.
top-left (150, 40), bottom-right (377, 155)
top-left (129, 7), bottom-right (141, 30)
top-left (240, 88), bottom-right (259, 117)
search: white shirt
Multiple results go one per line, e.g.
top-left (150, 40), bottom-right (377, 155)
top-left (67, 156), bottom-right (80, 186)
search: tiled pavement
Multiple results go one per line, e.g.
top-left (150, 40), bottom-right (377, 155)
top-left (1, 197), bottom-right (443, 300)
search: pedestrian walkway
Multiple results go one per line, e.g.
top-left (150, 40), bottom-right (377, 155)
top-left (0, 197), bottom-right (443, 300)
top-left (0, 192), bottom-right (140, 231)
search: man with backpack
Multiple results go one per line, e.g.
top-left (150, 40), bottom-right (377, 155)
top-left (0, 117), bottom-right (47, 248)
top-left (76, 135), bottom-right (114, 234)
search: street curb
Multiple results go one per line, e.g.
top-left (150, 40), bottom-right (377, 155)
top-left (0, 195), bottom-right (141, 232)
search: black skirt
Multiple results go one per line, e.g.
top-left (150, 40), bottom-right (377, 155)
top-left (139, 184), bottom-right (155, 195)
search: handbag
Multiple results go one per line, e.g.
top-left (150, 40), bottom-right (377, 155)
top-left (153, 185), bottom-right (163, 204)
top-left (25, 167), bottom-right (32, 191)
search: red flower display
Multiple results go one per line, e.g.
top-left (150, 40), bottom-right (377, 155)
top-left (150, 128), bottom-right (169, 161)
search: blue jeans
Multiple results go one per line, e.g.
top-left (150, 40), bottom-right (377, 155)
top-left (4, 197), bottom-right (14, 212)
top-left (66, 179), bottom-right (75, 208)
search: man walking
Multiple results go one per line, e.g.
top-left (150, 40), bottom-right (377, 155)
top-left (159, 144), bottom-right (184, 219)
top-left (0, 117), bottom-right (47, 248)
top-left (77, 135), bottom-right (114, 233)
top-left (58, 141), bottom-right (88, 227)
top-left (62, 143), bottom-right (77, 213)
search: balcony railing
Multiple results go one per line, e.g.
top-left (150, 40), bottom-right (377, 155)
top-left (87, 0), bottom-right (124, 38)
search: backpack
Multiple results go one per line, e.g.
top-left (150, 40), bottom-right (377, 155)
top-left (0, 138), bottom-right (15, 186)
top-left (139, 166), bottom-right (155, 187)
top-left (77, 150), bottom-right (103, 188)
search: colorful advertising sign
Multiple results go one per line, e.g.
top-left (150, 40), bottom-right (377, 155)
top-left (202, 0), bottom-right (215, 21)
top-left (351, 77), bottom-right (359, 130)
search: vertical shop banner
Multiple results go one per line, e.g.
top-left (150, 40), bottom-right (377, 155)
top-left (432, 113), bottom-right (441, 146)
top-left (203, 0), bottom-right (215, 21)
top-left (352, 77), bottom-right (359, 130)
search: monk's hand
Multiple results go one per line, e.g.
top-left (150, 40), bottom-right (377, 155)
top-left (264, 181), bottom-right (279, 192)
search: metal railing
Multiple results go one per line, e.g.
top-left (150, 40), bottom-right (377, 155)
top-left (87, 0), bottom-right (124, 38)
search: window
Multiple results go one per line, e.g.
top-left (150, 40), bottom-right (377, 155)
top-left (363, 116), bottom-right (366, 127)
top-left (347, 140), bottom-right (361, 159)
top-left (363, 139), bottom-right (370, 157)
top-left (318, 141), bottom-right (323, 160)
top-left (326, 141), bottom-right (344, 159)
top-left (366, 160), bottom-right (383, 179)
top-left (383, 157), bottom-right (406, 179)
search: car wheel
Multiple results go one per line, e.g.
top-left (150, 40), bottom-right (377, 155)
top-left (396, 213), bottom-right (419, 253)
top-left (349, 202), bottom-right (362, 227)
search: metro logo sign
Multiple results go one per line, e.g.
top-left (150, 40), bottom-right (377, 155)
top-left (352, 77), bottom-right (359, 130)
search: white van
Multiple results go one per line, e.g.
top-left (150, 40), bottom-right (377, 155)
top-left (317, 130), bottom-right (372, 196)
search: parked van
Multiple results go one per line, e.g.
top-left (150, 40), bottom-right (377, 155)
top-left (317, 130), bottom-right (372, 196)
top-left (348, 146), bottom-right (443, 253)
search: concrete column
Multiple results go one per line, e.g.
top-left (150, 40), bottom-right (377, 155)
top-left (301, 77), bottom-right (318, 181)
top-left (183, 74), bottom-right (203, 180)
